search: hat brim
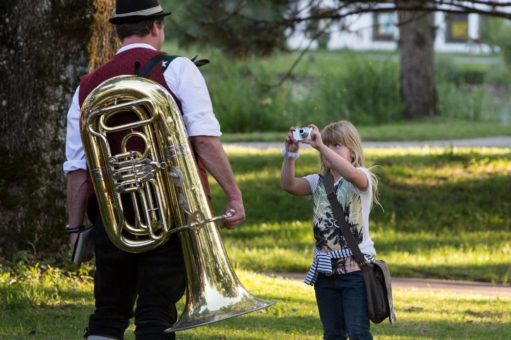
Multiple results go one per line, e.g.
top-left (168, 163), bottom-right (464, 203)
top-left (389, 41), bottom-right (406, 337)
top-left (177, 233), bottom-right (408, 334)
top-left (109, 11), bottom-right (171, 25)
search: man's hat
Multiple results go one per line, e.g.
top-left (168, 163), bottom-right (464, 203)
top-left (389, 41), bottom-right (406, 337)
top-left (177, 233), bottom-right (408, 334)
top-left (109, 0), bottom-right (171, 25)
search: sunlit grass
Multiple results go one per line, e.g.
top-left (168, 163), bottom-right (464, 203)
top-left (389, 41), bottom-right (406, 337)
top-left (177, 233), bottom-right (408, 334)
top-left (2, 269), bottom-right (510, 339)
top-left (210, 146), bottom-right (511, 283)
top-left (2, 146), bottom-right (509, 338)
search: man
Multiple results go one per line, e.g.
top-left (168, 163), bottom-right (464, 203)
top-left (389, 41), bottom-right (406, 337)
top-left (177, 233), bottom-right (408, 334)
top-left (64, 0), bottom-right (245, 339)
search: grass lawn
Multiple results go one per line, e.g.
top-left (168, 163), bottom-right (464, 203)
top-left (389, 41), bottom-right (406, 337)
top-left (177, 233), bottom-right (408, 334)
top-left (1, 144), bottom-right (509, 338)
top-left (221, 119), bottom-right (511, 142)
top-left (210, 146), bottom-right (511, 284)
top-left (1, 270), bottom-right (510, 339)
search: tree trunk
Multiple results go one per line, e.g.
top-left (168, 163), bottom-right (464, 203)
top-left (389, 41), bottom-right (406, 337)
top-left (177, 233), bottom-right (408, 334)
top-left (397, 1), bottom-right (439, 119)
top-left (0, 0), bottom-right (117, 258)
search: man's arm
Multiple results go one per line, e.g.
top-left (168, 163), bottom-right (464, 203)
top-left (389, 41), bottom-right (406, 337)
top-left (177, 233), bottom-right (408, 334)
top-left (190, 136), bottom-right (245, 228)
top-left (66, 170), bottom-right (89, 246)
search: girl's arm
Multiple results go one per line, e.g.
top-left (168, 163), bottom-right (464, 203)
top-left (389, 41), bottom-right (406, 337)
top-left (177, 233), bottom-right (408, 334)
top-left (280, 128), bottom-right (312, 196)
top-left (307, 124), bottom-right (368, 191)
top-left (318, 145), bottom-right (368, 191)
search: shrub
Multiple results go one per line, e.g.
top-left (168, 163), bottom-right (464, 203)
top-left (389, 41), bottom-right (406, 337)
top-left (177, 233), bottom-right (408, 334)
top-left (204, 53), bottom-right (293, 132)
top-left (436, 57), bottom-right (487, 85)
top-left (437, 83), bottom-right (499, 121)
top-left (205, 53), bottom-right (404, 131)
top-left (174, 43), bottom-right (508, 132)
top-left (294, 57), bottom-right (403, 126)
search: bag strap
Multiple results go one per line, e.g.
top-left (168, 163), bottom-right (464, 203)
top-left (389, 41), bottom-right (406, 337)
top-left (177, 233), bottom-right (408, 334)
top-left (323, 173), bottom-right (369, 268)
top-left (137, 54), bottom-right (174, 77)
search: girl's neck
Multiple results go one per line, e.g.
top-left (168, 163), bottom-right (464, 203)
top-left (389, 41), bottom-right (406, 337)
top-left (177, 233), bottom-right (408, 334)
top-left (329, 170), bottom-right (342, 182)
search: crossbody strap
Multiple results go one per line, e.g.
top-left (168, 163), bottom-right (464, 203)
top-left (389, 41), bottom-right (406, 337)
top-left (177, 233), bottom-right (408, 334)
top-left (323, 173), bottom-right (368, 268)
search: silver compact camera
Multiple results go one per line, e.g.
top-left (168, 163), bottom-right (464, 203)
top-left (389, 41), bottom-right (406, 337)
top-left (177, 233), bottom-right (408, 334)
top-left (293, 126), bottom-right (312, 141)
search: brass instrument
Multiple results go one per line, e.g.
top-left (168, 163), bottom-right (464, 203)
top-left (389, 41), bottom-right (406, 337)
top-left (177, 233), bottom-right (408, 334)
top-left (80, 75), bottom-right (273, 332)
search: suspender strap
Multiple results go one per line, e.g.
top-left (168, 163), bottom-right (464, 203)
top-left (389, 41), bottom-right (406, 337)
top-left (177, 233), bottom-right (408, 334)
top-left (323, 173), bottom-right (368, 268)
top-left (191, 55), bottom-right (210, 67)
top-left (137, 54), bottom-right (210, 78)
top-left (137, 54), bottom-right (178, 77)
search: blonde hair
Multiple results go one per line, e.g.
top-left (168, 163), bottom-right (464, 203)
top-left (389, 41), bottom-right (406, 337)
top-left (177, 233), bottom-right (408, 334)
top-left (320, 120), bottom-right (381, 209)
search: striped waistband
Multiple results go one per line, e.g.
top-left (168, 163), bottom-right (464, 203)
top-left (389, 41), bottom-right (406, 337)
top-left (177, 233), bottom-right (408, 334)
top-left (304, 247), bottom-right (353, 285)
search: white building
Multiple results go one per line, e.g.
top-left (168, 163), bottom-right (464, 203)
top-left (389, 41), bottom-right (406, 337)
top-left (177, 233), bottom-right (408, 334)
top-left (287, 10), bottom-right (492, 54)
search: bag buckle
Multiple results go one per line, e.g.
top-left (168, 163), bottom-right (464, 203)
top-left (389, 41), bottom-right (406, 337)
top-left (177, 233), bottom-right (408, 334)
top-left (358, 260), bottom-right (369, 268)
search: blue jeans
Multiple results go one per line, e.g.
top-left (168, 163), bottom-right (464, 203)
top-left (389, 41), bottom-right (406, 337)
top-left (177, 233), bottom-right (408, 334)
top-left (314, 271), bottom-right (372, 340)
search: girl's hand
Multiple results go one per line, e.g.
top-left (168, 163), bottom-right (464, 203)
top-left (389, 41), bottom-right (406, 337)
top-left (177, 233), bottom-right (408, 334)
top-left (303, 124), bottom-right (323, 150)
top-left (285, 127), bottom-right (300, 153)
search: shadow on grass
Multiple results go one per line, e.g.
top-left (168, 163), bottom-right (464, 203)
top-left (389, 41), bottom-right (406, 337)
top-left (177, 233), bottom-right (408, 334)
top-left (0, 284), bottom-right (92, 309)
top-left (374, 231), bottom-right (511, 253)
top-left (179, 314), bottom-right (511, 339)
top-left (389, 263), bottom-right (511, 283)
top-left (373, 319), bottom-right (511, 339)
top-left (211, 169), bottom-right (510, 234)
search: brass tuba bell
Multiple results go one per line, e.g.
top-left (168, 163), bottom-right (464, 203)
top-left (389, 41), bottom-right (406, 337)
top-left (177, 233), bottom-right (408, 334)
top-left (80, 75), bottom-right (273, 332)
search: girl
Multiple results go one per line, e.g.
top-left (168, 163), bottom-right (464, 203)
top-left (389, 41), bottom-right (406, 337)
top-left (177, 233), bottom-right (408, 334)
top-left (280, 121), bottom-right (379, 340)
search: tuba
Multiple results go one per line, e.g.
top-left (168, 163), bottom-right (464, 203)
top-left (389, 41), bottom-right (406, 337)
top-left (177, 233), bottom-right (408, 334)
top-left (80, 75), bottom-right (273, 332)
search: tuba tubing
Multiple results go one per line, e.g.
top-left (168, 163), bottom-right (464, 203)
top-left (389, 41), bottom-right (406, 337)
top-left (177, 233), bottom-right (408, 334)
top-left (80, 75), bottom-right (274, 332)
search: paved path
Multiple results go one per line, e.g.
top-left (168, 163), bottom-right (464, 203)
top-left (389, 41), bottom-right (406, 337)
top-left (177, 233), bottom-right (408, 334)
top-left (269, 273), bottom-right (511, 298)
top-left (226, 136), bottom-right (511, 149)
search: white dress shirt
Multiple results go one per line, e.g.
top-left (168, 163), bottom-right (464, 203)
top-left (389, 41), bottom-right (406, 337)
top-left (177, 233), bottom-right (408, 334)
top-left (64, 43), bottom-right (221, 173)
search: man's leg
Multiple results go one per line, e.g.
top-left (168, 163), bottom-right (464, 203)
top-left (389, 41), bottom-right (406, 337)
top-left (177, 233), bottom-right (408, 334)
top-left (134, 235), bottom-right (186, 340)
top-left (86, 199), bottom-right (138, 339)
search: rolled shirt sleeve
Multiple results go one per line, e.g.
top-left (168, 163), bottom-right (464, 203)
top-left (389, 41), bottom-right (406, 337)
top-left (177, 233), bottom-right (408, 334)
top-left (163, 57), bottom-right (221, 137)
top-left (63, 88), bottom-right (87, 173)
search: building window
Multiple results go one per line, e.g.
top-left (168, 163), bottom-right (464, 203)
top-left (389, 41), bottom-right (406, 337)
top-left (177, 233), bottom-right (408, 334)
top-left (373, 12), bottom-right (397, 41)
top-left (446, 13), bottom-right (469, 42)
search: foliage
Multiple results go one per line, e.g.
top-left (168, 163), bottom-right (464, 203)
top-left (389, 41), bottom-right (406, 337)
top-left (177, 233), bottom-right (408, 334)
top-left (479, 16), bottom-right (511, 71)
top-left (169, 41), bottom-right (511, 132)
top-left (291, 57), bottom-right (403, 126)
top-left (159, 1), bottom-right (511, 122)
top-left (203, 51), bottom-right (293, 132)
top-left (437, 83), bottom-right (499, 121)
top-left (161, 1), bottom-right (511, 59)
top-left (162, 0), bottom-right (289, 58)
top-left (434, 55), bottom-right (510, 121)
top-left (203, 50), bottom-right (403, 132)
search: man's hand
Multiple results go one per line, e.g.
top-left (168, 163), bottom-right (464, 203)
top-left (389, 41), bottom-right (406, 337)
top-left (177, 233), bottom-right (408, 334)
top-left (222, 199), bottom-right (245, 229)
top-left (190, 136), bottom-right (246, 230)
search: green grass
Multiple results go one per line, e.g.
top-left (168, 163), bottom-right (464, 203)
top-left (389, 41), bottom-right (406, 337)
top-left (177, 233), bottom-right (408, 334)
top-left (1, 269), bottom-right (510, 339)
top-left (221, 118), bottom-right (511, 142)
top-left (1, 145), bottom-right (510, 338)
top-left (0, 263), bottom-right (93, 339)
top-left (209, 146), bottom-right (511, 284)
